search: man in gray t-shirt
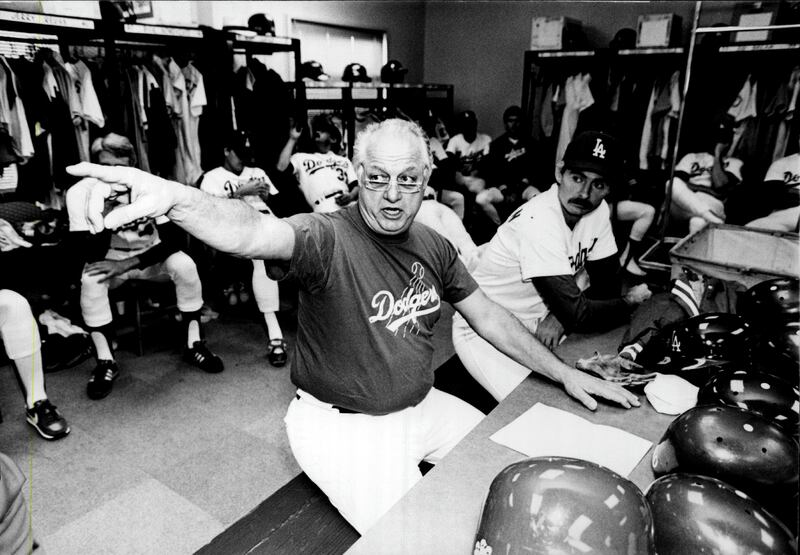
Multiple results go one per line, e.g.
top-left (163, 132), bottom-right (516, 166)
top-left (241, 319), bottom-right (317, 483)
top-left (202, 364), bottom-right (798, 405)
top-left (67, 119), bottom-right (640, 535)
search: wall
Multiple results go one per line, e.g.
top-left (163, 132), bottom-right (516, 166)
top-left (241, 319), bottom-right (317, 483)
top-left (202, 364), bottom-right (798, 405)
top-left (423, 1), bottom-right (742, 138)
top-left (195, 1), bottom-right (426, 83)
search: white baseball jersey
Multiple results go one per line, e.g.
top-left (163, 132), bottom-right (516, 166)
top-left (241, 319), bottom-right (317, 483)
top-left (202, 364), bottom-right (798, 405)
top-left (446, 133), bottom-right (491, 174)
top-left (200, 166), bottom-right (278, 212)
top-left (290, 152), bottom-right (356, 213)
top-left (674, 152), bottom-right (743, 198)
top-left (764, 153), bottom-right (800, 208)
top-left (469, 184), bottom-right (617, 326)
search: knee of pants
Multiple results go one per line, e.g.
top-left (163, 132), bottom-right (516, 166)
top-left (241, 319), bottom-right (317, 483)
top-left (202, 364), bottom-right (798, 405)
top-left (284, 401), bottom-right (422, 535)
top-left (165, 251), bottom-right (204, 312)
top-left (164, 251), bottom-right (199, 281)
top-left (80, 272), bottom-right (113, 327)
top-left (475, 190), bottom-right (492, 206)
top-left (0, 289), bottom-right (40, 360)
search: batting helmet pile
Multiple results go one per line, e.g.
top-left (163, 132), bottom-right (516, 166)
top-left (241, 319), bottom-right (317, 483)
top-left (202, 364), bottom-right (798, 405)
top-left (474, 457), bottom-right (655, 555)
top-left (646, 474), bottom-right (797, 555)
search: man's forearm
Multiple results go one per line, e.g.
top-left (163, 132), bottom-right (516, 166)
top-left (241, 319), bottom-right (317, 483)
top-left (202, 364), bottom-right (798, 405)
top-left (277, 139), bottom-right (296, 172)
top-left (166, 186), bottom-right (285, 259)
top-left (467, 297), bottom-right (571, 385)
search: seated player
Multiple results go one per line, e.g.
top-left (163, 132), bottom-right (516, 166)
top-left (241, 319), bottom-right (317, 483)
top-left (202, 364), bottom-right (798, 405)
top-left (453, 130), bottom-right (652, 401)
top-left (746, 144), bottom-right (799, 232)
top-left (66, 133), bottom-right (223, 400)
top-left (446, 110), bottom-right (492, 197)
top-left (276, 116), bottom-right (358, 213)
top-left (198, 130), bottom-right (288, 366)
top-left (477, 106), bottom-right (542, 226)
top-left (668, 116), bottom-right (743, 235)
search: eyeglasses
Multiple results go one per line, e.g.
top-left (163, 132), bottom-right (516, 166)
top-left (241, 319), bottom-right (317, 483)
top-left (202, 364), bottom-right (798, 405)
top-left (361, 172), bottom-right (425, 194)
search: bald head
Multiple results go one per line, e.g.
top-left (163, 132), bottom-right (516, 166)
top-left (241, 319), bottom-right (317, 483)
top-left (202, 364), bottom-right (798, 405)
top-left (353, 119), bottom-right (432, 173)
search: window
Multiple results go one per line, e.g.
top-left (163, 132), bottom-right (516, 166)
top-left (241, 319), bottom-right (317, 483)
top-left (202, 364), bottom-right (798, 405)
top-left (292, 20), bottom-right (386, 82)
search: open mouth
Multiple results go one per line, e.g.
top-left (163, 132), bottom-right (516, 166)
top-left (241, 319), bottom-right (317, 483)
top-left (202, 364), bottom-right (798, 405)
top-left (381, 207), bottom-right (403, 218)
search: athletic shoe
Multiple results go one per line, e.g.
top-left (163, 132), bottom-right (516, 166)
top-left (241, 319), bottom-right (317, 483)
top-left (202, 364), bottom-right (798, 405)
top-left (237, 282), bottom-right (250, 304)
top-left (87, 360), bottom-right (120, 400)
top-left (26, 399), bottom-right (70, 440)
top-left (184, 341), bottom-right (224, 373)
top-left (268, 338), bottom-right (288, 367)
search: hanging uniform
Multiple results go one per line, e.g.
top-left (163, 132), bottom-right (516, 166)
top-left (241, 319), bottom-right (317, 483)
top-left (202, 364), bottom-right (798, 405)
top-left (288, 152), bottom-right (356, 213)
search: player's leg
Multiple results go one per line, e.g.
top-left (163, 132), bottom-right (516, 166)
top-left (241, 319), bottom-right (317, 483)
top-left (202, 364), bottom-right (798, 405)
top-left (746, 206), bottom-right (800, 232)
top-left (669, 178), bottom-right (724, 231)
top-left (475, 187), bottom-right (505, 226)
top-left (440, 189), bottom-right (465, 220)
top-left (0, 289), bottom-right (69, 439)
top-left (616, 200), bottom-right (655, 276)
top-left (452, 316), bottom-right (533, 402)
top-left (161, 251), bottom-right (224, 373)
top-left (252, 259), bottom-right (287, 367)
top-left (416, 387), bottom-right (484, 463)
top-left (284, 392), bottom-right (424, 534)
top-left (80, 265), bottom-right (121, 399)
top-left (521, 185), bottom-right (542, 202)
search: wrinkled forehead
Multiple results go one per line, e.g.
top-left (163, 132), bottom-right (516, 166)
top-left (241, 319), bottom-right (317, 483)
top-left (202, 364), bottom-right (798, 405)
top-left (363, 130), bottom-right (429, 171)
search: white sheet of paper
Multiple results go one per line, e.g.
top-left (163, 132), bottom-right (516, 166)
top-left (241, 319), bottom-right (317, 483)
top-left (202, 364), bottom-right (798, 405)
top-left (489, 403), bottom-right (652, 477)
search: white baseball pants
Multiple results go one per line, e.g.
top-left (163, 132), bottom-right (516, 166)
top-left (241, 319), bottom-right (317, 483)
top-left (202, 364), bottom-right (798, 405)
top-left (452, 313), bottom-right (538, 402)
top-left (0, 289), bottom-right (40, 360)
top-left (80, 250), bottom-right (203, 328)
top-left (284, 387), bottom-right (483, 534)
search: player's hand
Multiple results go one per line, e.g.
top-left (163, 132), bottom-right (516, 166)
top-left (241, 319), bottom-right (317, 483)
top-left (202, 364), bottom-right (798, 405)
top-left (0, 219), bottom-right (33, 251)
top-left (335, 191), bottom-right (353, 206)
top-left (84, 259), bottom-right (133, 282)
top-left (289, 124), bottom-right (303, 141)
top-left (535, 313), bottom-right (565, 350)
top-left (237, 178), bottom-right (270, 198)
top-left (624, 283), bottom-right (652, 306)
top-left (66, 163), bottom-right (181, 233)
top-left (560, 366), bottom-right (641, 411)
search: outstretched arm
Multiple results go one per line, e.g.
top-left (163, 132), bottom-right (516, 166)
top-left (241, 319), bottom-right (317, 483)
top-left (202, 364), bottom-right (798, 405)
top-left (66, 163), bottom-right (295, 261)
top-left (454, 288), bottom-right (640, 411)
top-left (277, 124), bottom-right (303, 173)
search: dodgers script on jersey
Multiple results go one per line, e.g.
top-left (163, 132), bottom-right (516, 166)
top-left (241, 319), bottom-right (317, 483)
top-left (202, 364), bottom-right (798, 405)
top-left (200, 166), bottom-right (278, 212)
top-left (471, 185), bottom-right (617, 326)
top-left (674, 152), bottom-right (744, 199)
top-left (279, 205), bottom-right (477, 414)
top-left (764, 153), bottom-right (800, 208)
top-left (290, 152), bottom-right (357, 213)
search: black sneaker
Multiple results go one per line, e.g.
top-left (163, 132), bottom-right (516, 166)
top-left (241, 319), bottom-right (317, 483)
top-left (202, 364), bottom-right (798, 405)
top-left (87, 360), bottom-right (120, 400)
top-left (184, 341), bottom-right (224, 373)
top-left (26, 399), bottom-right (70, 440)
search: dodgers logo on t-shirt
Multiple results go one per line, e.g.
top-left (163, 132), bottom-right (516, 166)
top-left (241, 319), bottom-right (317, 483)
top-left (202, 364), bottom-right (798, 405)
top-left (368, 261), bottom-right (440, 336)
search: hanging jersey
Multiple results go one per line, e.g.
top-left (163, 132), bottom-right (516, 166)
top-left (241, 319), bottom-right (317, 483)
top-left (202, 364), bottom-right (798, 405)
top-left (200, 166), bottom-right (278, 212)
top-left (764, 153), bottom-right (800, 209)
top-left (674, 152), bottom-right (744, 200)
top-left (446, 132), bottom-right (491, 175)
top-left (469, 184), bottom-right (617, 326)
top-left (290, 152), bottom-right (356, 213)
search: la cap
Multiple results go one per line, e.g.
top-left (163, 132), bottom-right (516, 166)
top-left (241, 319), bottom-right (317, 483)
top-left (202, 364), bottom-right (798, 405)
top-left (562, 130), bottom-right (624, 184)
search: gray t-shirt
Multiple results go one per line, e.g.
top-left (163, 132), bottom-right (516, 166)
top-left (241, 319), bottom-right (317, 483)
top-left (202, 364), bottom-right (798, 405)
top-left (279, 204), bottom-right (478, 415)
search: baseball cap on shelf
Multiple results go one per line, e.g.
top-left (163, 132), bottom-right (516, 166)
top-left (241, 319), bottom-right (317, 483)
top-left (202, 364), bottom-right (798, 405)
top-left (300, 60), bottom-right (329, 81)
top-left (224, 130), bottom-right (253, 160)
top-left (562, 130), bottom-right (624, 184)
top-left (380, 60), bottom-right (408, 83)
top-left (342, 63), bottom-right (371, 83)
top-left (247, 13), bottom-right (275, 36)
